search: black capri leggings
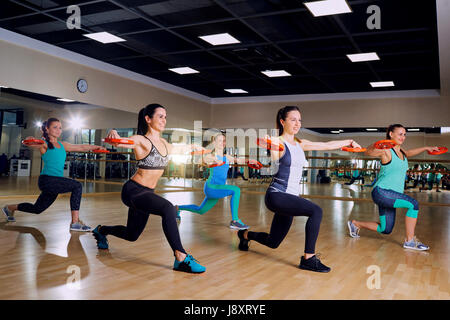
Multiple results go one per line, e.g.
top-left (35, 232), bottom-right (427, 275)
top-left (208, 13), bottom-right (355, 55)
top-left (17, 175), bottom-right (82, 213)
top-left (247, 190), bottom-right (323, 254)
top-left (100, 179), bottom-right (186, 254)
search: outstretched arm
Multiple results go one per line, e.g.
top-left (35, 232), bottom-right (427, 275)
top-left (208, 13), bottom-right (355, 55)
top-left (300, 139), bottom-right (361, 151)
top-left (404, 146), bottom-right (440, 158)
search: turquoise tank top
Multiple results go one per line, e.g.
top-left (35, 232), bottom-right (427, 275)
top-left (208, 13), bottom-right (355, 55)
top-left (207, 155), bottom-right (229, 185)
top-left (41, 141), bottom-right (66, 177)
top-left (374, 148), bottom-right (408, 193)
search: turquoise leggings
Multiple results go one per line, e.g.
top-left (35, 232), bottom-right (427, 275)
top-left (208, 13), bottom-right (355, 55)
top-left (178, 183), bottom-right (240, 221)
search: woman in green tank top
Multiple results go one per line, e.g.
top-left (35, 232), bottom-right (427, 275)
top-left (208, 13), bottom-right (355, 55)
top-left (347, 124), bottom-right (441, 251)
top-left (2, 118), bottom-right (105, 231)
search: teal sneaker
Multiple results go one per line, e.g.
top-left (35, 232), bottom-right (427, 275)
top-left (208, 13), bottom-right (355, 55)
top-left (173, 254), bottom-right (206, 274)
top-left (403, 236), bottom-right (429, 251)
top-left (2, 206), bottom-right (15, 222)
top-left (92, 225), bottom-right (109, 250)
top-left (230, 219), bottom-right (249, 230)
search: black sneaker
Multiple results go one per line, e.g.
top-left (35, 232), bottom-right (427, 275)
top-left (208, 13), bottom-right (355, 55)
top-left (237, 229), bottom-right (249, 251)
top-left (299, 254), bottom-right (331, 273)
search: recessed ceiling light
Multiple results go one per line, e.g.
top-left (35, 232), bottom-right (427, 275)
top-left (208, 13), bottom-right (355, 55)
top-left (57, 98), bottom-right (76, 102)
top-left (225, 89), bottom-right (248, 94)
top-left (347, 52), bottom-right (380, 62)
top-left (407, 128), bottom-right (420, 132)
top-left (83, 32), bottom-right (126, 44)
top-left (261, 70), bottom-right (291, 77)
top-left (169, 67), bottom-right (199, 75)
top-left (199, 33), bottom-right (240, 46)
top-left (370, 81), bottom-right (395, 88)
top-left (304, 0), bottom-right (352, 17)
top-left (366, 128), bottom-right (378, 131)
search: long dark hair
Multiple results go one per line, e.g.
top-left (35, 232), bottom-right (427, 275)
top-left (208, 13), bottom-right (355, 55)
top-left (41, 118), bottom-right (60, 149)
top-left (137, 104), bottom-right (165, 135)
top-left (386, 124), bottom-right (405, 139)
top-left (276, 106), bottom-right (301, 136)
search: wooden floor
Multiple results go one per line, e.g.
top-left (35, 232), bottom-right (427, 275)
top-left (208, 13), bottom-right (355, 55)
top-left (0, 177), bottom-right (449, 300)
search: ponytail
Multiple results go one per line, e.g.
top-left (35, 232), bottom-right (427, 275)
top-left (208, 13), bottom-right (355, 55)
top-left (276, 106), bottom-right (301, 136)
top-left (137, 103), bottom-right (165, 135)
top-left (386, 124), bottom-right (405, 139)
top-left (41, 117), bottom-right (59, 149)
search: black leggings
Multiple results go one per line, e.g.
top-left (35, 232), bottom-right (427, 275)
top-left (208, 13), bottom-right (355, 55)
top-left (100, 180), bottom-right (186, 254)
top-left (247, 190), bottom-right (323, 254)
top-left (17, 175), bottom-right (82, 213)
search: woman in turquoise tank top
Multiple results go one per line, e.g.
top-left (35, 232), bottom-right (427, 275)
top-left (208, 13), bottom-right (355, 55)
top-left (347, 124), bottom-right (441, 251)
top-left (176, 132), bottom-right (258, 230)
top-left (2, 118), bottom-right (104, 231)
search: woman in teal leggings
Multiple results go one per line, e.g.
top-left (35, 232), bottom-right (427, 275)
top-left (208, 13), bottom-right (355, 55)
top-left (176, 133), bottom-right (252, 230)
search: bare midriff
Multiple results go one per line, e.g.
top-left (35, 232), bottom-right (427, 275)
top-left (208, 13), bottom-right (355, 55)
top-left (131, 168), bottom-right (164, 189)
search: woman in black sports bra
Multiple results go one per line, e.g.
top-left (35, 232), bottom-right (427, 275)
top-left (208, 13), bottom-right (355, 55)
top-left (92, 103), bottom-right (206, 274)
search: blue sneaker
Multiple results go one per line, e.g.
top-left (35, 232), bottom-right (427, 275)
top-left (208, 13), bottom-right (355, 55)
top-left (92, 225), bottom-right (109, 250)
top-left (173, 254), bottom-right (206, 274)
top-left (230, 219), bottom-right (249, 230)
top-left (2, 206), bottom-right (15, 222)
top-left (347, 220), bottom-right (360, 238)
top-left (403, 236), bottom-right (429, 251)
top-left (70, 220), bottom-right (92, 232)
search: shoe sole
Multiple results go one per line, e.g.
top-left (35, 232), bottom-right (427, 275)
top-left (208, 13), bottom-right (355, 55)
top-left (70, 228), bottom-right (93, 232)
top-left (173, 268), bottom-right (206, 274)
top-left (230, 225), bottom-right (250, 230)
top-left (347, 221), bottom-right (359, 238)
top-left (403, 245), bottom-right (429, 251)
top-left (299, 265), bottom-right (331, 273)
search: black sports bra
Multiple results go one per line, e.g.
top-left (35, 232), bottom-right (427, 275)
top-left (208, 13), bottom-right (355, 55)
top-left (137, 136), bottom-right (169, 170)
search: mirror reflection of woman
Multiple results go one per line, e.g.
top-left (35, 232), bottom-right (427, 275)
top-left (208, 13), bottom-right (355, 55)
top-left (176, 132), bottom-right (257, 230)
top-left (92, 104), bottom-right (206, 274)
top-left (2, 118), bottom-right (104, 231)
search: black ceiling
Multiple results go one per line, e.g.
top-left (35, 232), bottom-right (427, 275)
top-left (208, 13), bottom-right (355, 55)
top-left (0, 0), bottom-right (441, 98)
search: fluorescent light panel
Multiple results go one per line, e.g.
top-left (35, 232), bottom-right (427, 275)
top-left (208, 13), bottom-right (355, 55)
top-left (83, 32), bottom-right (126, 44)
top-left (331, 130), bottom-right (340, 134)
top-left (261, 70), bottom-right (291, 77)
top-left (199, 33), bottom-right (240, 46)
top-left (407, 128), bottom-right (420, 132)
top-left (169, 67), bottom-right (199, 74)
top-left (304, 0), bottom-right (352, 17)
top-left (366, 128), bottom-right (378, 131)
top-left (57, 98), bottom-right (75, 102)
top-left (347, 52), bottom-right (380, 62)
top-left (225, 89), bottom-right (248, 94)
top-left (370, 81), bottom-right (395, 88)
top-left (0, 85), bottom-right (8, 88)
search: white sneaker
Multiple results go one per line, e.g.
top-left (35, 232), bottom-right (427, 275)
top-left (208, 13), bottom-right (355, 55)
top-left (347, 220), bottom-right (360, 238)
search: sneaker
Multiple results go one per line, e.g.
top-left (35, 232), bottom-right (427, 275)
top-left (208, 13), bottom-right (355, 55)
top-left (2, 206), bottom-right (16, 222)
top-left (70, 219), bottom-right (93, 232)
top-left (173, 254), bottom-right (206, 274)
top-left (92, 225), bottom-right (109, 250)
top-left (403, 236), bottom-right (429, 251)
top-left (299, 254), bottom-right (331, 273)
top-left (237, 229), bottom-right (249, 251)
top-left (347, 220), bottom-right (360, 238)
top-left (229, 219), bottom-right (249, 230)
